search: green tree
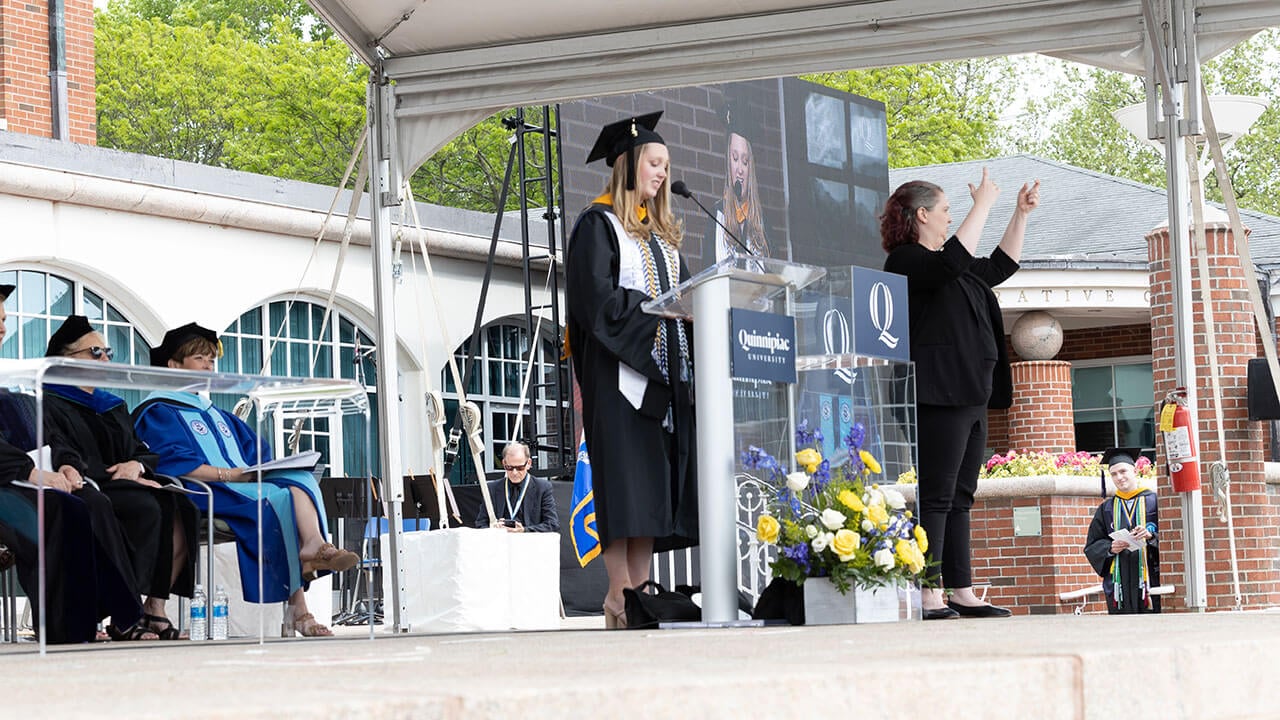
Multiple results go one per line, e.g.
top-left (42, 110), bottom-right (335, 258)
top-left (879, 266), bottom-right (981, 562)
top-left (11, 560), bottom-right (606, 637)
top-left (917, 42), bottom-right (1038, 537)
top-left (806, 59), bottom-right (1018, 167)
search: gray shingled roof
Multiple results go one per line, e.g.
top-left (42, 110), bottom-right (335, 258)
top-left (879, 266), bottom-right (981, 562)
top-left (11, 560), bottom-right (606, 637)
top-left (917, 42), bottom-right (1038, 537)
top-left (888, 154), bottom-right (1280, 268)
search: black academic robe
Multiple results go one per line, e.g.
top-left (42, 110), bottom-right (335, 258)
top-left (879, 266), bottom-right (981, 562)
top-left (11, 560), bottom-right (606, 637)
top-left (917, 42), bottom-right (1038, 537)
top-left (565, 204), bottom-right (698, 552)
top-left (473, 475), bottom-right (560, 533)
top-left (1084, 490), bottom-right (1161, 614)
top-left (43, 387), bottom-right (197, 599)
top-left (0, 391), bottom-right (145, 642)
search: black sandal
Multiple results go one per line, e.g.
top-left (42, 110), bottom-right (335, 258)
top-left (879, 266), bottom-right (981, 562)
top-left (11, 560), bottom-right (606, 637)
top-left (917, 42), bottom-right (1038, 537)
top-left (106, 620), bottom-right (158, 641)
top-left (144, 613), bottom-right (182, 640)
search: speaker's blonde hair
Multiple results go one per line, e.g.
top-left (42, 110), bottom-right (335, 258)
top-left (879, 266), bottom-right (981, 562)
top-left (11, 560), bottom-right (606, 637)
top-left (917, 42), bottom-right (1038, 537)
top-left (602, 143), bottom-right (684, 248)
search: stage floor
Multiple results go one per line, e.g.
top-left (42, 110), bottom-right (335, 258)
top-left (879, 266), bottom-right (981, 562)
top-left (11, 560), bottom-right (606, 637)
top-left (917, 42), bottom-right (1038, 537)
top-left (4, 610), bottom-right (1279, 719)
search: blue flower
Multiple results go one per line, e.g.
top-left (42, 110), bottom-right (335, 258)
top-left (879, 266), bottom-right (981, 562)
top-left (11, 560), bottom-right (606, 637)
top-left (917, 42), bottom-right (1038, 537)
top-left (741, 445), bottom-right (775, 470)
top-left (844, 422), bottom-right (866, 453)
top-left (781, 543), bottom-right (810, 574)
top-left (795, 419), bottom-right (816, 447)
top-left (810, 459), bottom-right (831, 492)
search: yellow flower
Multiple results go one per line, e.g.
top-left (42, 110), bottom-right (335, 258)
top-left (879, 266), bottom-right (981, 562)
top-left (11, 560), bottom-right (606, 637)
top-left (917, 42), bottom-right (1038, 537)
top-left (795, 448), bottom-right (823, 474)
top-left (756, 514), bottom-right (780, 544)
top-left (838, 489), bottom-right (865, 513)
top-left (894, 539), bottom-right (925, 574)
top-left (867, 503), bottom-right (889, 528)
top-left (860, 450), bottom-right (882, 475)
top-left (832, 529), bottom-right (859, 560)
top-left (911, 517), bottom-right (931, 550)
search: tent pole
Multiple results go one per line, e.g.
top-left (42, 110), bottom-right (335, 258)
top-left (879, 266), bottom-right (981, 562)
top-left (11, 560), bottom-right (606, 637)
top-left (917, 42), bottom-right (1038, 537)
top-left (1148, 0), bottom-right (1207, 611)
top-left (368, 69), bottom-right (410, 631)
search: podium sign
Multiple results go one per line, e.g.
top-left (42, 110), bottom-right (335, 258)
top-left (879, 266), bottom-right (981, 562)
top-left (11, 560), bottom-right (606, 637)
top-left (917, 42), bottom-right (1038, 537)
top-left (730, 308), bottom-right (797, 383)
top-left (851, 267), bottom-right (909, 362)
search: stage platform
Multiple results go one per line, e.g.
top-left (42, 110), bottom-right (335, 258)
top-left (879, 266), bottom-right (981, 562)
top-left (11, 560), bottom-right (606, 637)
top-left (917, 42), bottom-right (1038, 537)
top-left (4, 610), bottom-right (1280, 719)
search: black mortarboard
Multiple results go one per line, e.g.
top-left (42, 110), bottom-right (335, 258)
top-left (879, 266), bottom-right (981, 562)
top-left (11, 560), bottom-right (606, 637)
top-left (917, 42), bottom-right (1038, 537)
top-left (721, 95), bottom-right (761, 143)
top-left (0, 284), bottom-right (13, 301)
top-left (46, 315), bottom-right (95, 356)
top-left (1099, 447), bottom-right (1141, 497)
top-left (151, 322), bottom-right (220, 366)
top-left (585, 111), bottom-right (664, 191)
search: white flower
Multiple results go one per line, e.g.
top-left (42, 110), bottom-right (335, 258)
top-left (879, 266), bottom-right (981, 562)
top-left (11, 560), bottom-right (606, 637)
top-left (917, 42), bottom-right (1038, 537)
top-left (874, 548), bottom-right (895, 570)
top-left (866, 488), bottom-right (885, 508)
top-left (861, 519), bottom-right (875, 532)
top-left (820, 508), bottom-right (847, 531)
top-left (811, 532), bottom-right (833, 553)
top-left (805, 524), bottom-right (818, 539)
top-left (785, 471), bottom-right (810, 493)
top-left (882, 487), bottom-right (907, 510)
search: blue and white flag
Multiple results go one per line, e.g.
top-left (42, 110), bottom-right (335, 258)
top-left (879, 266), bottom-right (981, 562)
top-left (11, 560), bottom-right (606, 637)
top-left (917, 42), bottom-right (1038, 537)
top-left (569, 435), bottom-right (600, 567)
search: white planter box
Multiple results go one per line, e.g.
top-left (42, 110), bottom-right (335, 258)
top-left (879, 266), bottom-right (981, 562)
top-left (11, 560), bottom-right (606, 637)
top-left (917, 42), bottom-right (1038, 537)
top-left (802, 577), bottom-right (907, 625)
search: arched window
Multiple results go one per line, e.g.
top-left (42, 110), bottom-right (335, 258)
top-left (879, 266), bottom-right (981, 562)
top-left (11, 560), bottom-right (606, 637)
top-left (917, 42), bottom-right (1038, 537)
top-left (0, 268), bottom-right (152, 403)
top-left (440, 319), bottom-right (569, 484)
top-left (219, 299), bottom-right (379, 477)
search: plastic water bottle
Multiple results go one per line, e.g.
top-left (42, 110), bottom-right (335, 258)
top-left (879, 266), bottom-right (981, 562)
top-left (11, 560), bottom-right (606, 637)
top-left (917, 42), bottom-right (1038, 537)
top-left (211, 585), bottom-right (229, 640)
top-left (190, 584), bottom-right (207, 641)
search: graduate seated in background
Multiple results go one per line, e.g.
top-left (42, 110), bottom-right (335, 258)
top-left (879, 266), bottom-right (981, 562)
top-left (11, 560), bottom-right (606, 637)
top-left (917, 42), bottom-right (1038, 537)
top-left (473, 441), bottom-right (560, 533)
top-left (0, 286), bottom-right (156, 642)
top-left (1084, 447), bottom-right (1161, 614)
top-left (43, 314), bottom-right (198, 640)
top-left (133, 322), bottom-right (358, 638)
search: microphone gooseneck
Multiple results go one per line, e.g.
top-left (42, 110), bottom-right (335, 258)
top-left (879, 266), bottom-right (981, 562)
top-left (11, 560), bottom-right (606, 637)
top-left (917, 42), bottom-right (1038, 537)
top-left (669, 180), bottom-right (756, 257)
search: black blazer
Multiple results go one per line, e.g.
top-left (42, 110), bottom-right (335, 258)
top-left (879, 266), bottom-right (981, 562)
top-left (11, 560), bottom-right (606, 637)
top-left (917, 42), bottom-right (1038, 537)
top-left (473, 474), bottom-right (561, 533)
top-left (884, 236), bottom-right (1018, 409)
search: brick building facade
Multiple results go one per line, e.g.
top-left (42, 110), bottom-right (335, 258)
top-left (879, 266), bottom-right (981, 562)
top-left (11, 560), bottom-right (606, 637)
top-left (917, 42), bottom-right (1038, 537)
top-left (0, 0), bottom-right (95, 143)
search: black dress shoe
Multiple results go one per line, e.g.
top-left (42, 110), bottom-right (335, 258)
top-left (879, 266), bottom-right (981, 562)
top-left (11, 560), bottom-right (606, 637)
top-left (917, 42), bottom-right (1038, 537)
top-left (947, 600), bottom-right (1012, 618)
top-left (923, 606), bottom-right (960, 620)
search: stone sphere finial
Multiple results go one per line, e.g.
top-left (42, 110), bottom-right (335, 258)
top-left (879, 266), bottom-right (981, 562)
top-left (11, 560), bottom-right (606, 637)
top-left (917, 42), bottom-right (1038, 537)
top-left (1010, 310), bottom-right (1063, 360)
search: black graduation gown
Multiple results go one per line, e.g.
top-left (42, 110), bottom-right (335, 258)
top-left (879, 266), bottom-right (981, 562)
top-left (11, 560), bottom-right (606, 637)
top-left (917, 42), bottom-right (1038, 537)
top-left (1084, 490), bottom-right (1161, 614)
top-left (565, 204), bottom-right (698, 552)
top-left (43, 388), bottom-right (197, 599)
top-left (0, 392), bottom-right (145, 642)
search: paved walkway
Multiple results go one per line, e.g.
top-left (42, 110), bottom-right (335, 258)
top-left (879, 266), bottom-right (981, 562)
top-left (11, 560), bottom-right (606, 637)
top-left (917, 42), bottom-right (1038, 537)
top-left (5, 611), bottom-right (1280, 719)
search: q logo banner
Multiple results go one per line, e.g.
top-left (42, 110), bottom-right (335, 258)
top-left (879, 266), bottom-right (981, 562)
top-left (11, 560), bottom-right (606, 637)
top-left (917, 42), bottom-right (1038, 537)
top-left (852, 266), bottom-right (910, 362)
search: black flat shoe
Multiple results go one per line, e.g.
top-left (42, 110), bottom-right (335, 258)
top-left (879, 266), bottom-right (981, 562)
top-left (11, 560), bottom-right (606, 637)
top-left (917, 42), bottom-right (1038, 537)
top-left (947, 600), bottom-right (1012, 618)
top-left (923, 606), bottom-right (960, 620)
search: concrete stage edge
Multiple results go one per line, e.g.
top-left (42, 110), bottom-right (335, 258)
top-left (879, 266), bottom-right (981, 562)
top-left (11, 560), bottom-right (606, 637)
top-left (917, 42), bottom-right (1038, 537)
top-left (4, 611), bottom-right (1278, 719)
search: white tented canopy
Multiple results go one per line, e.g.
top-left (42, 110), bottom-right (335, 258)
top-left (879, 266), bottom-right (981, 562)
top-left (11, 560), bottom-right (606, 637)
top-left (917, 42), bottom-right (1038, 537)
top-left (307, 0), bottom-right (1280, 177)
top-left (303, 0), bottom-right (1280, 626)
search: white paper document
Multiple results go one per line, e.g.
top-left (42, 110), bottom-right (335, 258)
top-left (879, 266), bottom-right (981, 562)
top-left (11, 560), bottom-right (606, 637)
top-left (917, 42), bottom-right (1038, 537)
top-left (240, 450), bottom-right (322, 474)
top-left (1109, 529), bottom-right (1145, 552)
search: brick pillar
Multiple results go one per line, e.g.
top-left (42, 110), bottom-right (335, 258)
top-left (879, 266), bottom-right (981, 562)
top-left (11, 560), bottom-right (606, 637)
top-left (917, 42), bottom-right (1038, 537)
top-left (1147, 221), bottom-right (1280, 610)
top-left (1006, 360), bottom-right (1074, 454)
top-left (0, 0), bottom-right (96, 143)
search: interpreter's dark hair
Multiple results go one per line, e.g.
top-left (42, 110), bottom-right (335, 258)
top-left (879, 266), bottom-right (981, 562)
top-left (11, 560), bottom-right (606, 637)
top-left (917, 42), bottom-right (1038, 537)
top-left (880, 180), bottom-right (943, 253)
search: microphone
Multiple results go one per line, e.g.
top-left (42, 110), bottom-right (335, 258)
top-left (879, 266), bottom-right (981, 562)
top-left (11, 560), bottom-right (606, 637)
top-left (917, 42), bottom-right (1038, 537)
top-left (670, 180), bottom-right (757, 257)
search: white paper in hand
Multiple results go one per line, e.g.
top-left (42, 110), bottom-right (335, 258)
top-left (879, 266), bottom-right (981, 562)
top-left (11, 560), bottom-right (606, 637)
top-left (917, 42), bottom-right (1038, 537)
top-left (1109, 529), bottom-right (1144, 551)
top-left (240, 450), bottom-right (322, 474)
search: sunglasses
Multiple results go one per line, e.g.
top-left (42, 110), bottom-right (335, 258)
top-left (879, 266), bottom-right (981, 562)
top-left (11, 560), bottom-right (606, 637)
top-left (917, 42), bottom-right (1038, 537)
top-left (503, 463), bottom-right (529, 472)
top-left (68, 345), bottom-right (114, 360)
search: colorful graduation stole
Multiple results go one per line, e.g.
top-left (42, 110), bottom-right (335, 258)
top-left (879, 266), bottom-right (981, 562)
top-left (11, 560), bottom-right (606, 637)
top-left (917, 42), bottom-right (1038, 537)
top-left (1111, 490), bottom-right (1151, 607)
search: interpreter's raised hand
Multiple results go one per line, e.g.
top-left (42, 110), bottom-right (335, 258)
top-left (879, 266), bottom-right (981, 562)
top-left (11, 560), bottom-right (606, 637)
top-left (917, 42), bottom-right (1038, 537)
top-left (1016, 179), bottom-right (1041, 214)
top-left (32, 466), bottom-right (77, 493)
top-left (968, 166), bottom-right (1000, 209)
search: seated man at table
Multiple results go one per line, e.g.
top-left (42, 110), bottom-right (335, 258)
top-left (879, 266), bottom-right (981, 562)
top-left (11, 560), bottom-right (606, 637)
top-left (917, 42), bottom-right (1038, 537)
top-left (474, 441), bottom-right (560, 533)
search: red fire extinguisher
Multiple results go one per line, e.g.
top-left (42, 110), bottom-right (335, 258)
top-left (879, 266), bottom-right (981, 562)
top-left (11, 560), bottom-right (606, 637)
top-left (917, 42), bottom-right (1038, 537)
top-left (1159, 388), bottom-right (1201, 493)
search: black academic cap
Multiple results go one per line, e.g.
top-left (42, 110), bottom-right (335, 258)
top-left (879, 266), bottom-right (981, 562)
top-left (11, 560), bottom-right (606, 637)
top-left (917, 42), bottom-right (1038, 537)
top-left (151, 322), bottom-right (219, 367)
top-left (585, 111), bottom-right (664, 167)
top-left (45, 315), bottom-right (96, 357)
top-left (0, 284), bottom-right (13, 301)
top-left (1099, 447), bottom-right (1141, 498)
top-left (721, 95), bottom-right (761, 143)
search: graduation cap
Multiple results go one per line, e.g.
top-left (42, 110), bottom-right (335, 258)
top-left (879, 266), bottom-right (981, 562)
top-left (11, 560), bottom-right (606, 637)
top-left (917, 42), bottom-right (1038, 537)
top-left (585, 111), bottom-right (664, 191)
top-left (1099, 447), bottom-right (1141, 497)
top-left (45, 315), bottom-right (95, 357)
top-left (721, 95), bottom-right (761, 143)
top-left (0, 284), bottom-right (13, 301)
top-left (151, 322), bottom-right (220, 366)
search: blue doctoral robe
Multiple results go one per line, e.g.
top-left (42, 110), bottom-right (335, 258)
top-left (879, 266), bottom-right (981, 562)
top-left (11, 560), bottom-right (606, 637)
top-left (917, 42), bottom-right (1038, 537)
top-left (133, 391), bottom-right (329, 603)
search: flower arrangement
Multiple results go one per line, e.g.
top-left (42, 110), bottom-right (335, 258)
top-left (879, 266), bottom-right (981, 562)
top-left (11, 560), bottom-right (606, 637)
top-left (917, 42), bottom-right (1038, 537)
top-left (749, 419), bottom-right (929, 595)
top-left (981, 450), bottom-right (1156, 480)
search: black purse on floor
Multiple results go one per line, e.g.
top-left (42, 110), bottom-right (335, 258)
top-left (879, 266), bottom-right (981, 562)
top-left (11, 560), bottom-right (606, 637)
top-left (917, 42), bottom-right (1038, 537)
top-left (623, 580), bottom-right (701, 629)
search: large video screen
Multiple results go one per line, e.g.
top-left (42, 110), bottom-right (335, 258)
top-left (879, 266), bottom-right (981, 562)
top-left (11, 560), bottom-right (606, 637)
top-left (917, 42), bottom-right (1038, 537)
top-left (559, 77), bottom-right (889, 273)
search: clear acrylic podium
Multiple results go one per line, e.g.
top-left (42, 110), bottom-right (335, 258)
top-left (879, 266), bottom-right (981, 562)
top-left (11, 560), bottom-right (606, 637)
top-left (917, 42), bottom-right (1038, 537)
top-left (645, 257), bottom-right (917, 625)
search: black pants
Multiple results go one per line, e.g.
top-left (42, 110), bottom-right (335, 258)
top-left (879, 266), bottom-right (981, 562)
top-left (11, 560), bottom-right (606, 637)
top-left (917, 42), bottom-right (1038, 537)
top-left (101, 482), bottom-right (198, 599)
top-left (916, 404), bottom-right (987, 588)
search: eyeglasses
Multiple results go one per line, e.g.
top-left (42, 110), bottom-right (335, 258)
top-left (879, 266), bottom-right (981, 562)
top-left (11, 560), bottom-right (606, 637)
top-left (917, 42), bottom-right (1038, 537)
top-left (68, 346), bottom-right (114, 360)
top-left (503, 463), bottom-right (529, 472)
